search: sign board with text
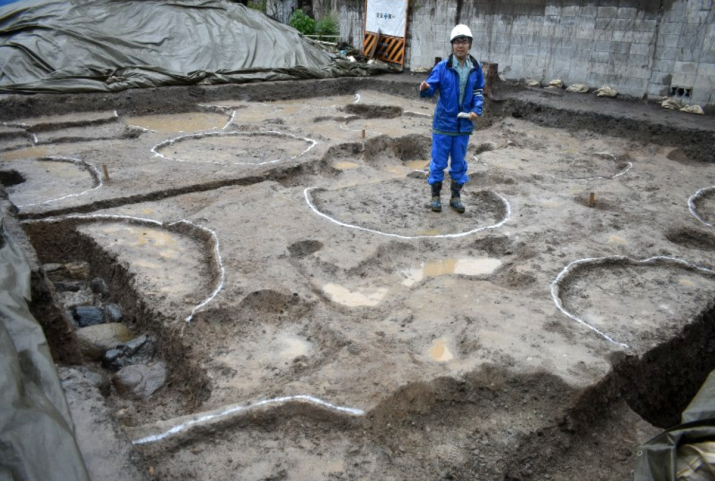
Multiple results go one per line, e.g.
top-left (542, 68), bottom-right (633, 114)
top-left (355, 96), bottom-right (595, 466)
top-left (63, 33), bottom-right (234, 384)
top-left (362, 0), bottom-right (409, 68)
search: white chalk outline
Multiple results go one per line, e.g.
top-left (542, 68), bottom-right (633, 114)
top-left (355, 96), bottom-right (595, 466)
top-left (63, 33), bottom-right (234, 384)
top-left (551, 255), bottom-right (715, 349)
top-left (222, 110), bottom-right (237, 130)
top-left (688, 186), bottom-right (715, 228)
top-left (14, 156), bottom-right (103, 209)
top-left (22, 214), bottom-right (224, 323)
top-left (131, 394), bottom-right (364, 445)
top-left (151, 130), bottom-right (317, 166)
top-left (304, 186), bottom-right (511, 239)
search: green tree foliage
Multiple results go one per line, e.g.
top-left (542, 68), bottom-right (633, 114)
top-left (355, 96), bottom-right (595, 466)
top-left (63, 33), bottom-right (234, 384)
top-left (315, 13), bottom-right (339, 40)
top-left (289, 9), bottom-right (315, 36)
top-left (246, 0), bottom-right (266, 12)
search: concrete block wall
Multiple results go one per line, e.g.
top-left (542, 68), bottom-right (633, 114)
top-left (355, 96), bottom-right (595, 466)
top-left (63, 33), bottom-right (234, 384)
top-left (267, 0), bottom-right (714, 106)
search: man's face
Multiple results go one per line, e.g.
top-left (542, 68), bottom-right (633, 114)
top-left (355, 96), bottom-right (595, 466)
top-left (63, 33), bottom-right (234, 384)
top-left (452, 38), bottom-right (471, 59)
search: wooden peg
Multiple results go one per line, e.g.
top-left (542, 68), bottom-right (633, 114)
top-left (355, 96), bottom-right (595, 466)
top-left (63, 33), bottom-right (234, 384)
top-left (588, 192), bottom-right (595, 207)
top-left (361, 129), bottom-right (366, 139)
top-left (102, 164), bottom-right (110, 182)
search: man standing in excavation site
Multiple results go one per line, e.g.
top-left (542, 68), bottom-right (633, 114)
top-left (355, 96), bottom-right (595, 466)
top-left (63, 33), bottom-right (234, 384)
top-left (419, 24), bottom-right (485, 213)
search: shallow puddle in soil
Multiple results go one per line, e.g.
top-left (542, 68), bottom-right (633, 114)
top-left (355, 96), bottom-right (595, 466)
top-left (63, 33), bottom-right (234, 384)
top-left (322, 283), bottom-right (388, 307)
top-left (0, 146), bottom-right (50, 161)
top-left (429, 338), bottom-right (454, 362)
top-left (405, 160), bottom-right (429, 170)
top-left (402, 257), bottom-right (502, 286)
top-left (333, 161), bottom-right (360, 170)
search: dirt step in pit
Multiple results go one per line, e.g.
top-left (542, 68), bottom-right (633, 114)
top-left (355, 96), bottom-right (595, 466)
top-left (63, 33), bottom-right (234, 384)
top-left (3, 82), bottom-right (715, 479)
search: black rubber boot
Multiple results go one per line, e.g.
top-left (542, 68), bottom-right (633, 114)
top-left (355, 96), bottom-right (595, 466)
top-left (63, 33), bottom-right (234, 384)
top-left (450, 180), bottom-right (465, 213)
top-left (427, 182), bottom-right (442, 212)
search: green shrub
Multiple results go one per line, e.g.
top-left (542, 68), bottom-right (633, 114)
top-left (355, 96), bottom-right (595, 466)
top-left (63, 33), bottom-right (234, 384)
top-left (315, 13), bottom-right (339, 40)
top-left (246, 0), bottom-right (266, 12)
top-left (289, 9), bottom-right (315, 36)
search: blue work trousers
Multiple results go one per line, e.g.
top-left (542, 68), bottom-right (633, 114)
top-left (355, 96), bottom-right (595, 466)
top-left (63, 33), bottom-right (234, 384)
top-left (428, 133), bottom-right (470, 185)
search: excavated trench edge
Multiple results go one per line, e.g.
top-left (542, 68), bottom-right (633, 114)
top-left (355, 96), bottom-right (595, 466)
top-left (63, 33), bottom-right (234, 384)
top-left (304, 187), bottom-right (512, 239)
top-left (551, 255), bottom-right (715, 349)
top-left (22, 219), bottom-right (213, 409)
top-left (22, 214), bottom-right (225, 323)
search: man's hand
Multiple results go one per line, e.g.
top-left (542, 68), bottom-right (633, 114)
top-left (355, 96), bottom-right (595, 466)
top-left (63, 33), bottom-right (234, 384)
top-left (469, 112), bottom-right (478, 121)
top-left (419, 81), bottom-right (430, 91)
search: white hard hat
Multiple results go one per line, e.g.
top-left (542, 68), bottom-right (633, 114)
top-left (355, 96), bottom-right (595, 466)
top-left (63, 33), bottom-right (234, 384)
top-left (450, 24), bottom-right (473, 42)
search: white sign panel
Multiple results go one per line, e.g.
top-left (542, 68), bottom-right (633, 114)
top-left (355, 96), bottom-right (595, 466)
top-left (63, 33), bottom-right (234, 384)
top-left (365, 0), bottom-right (407, 38)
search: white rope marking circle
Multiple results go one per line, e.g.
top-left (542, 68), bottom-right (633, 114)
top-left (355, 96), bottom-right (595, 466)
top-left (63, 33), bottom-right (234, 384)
top-left (22, 214), bottom-right (225, 323)
top-left (551, 255), bottom-right (715, 349)
top-left (304, 187), bottom-right (511, 240)
top-left (151, 130), bottom-right (317, 166)
top-left (132, 394), bottom-right (364, 445)
top-left (689, 186), bottom-right (715, 228)
top-left (222, 110), bottom-right (236, 130)
top-left (17, 156), bottom-right (103, 209)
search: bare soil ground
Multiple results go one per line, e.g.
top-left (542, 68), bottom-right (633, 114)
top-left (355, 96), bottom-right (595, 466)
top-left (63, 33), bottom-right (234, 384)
top-left (2, 75), bottom-right (715, 480)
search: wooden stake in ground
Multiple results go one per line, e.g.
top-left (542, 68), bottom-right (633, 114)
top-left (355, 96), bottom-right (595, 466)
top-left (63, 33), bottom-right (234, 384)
top-left (102, 164), bottom-right (110, 182)
top-left (361, 129), bottom-right (366, 139)
top-left (588, 192), bottom-right (595, 207)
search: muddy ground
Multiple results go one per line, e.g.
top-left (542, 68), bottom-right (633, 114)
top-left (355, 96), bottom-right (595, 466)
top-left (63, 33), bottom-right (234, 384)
top-left (2, 74), bottom-right (715, 480)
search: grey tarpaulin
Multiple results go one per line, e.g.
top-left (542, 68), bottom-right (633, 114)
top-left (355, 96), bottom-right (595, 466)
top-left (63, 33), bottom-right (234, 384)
top-left (0, 213), bottom-right (89, 481)
top-left (0, 0), bottom-right (386, 94)
top-left (635, 370), bottom-right (715, 481)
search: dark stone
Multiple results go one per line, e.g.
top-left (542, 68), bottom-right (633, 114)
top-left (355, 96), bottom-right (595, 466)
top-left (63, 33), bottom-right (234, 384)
top-left (102, 334), bottom-right (157, 371)
top-left (90, 277), bottom-right (110, 299)
top-left (104, 303), bottom-right (123, 323)
top-left (53, 281), bottom-right (82, 292)
top-left (73, 306), bottom-right (105, 327)
top-left (112, 362), bottom-right (167, 399)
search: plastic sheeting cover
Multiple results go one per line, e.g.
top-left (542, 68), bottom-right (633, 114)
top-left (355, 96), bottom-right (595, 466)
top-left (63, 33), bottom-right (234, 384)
top-left (0, 214), bottom-right (89, 481)
top-left (0, 0), bottom-right (384, 93)
top-left (635, 370), bottom-right (715, 481)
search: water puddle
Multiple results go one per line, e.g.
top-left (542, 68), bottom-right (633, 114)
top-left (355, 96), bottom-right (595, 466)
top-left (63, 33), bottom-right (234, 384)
top-left (333, 161), bottom-right (360, 170)
top-left (429, 338), bottom-right (454, 362)
top-left (607, 235), bottom-right (627, 244)
top-left (133, 228), bottom-right (177, 248)
top-left (416, 229), bottom-right (443, 237)
top-left (273, 333), bottom-right (312, 363)
top-left (385, 166), bottom-right (407, 175)
top-left (125, 112), bottom-right (228, 133)
top-left (405, 160), bottom-right (429, 170)
top-left (402, 257), bottom-right (502, 286)
top-left (0, 146), bottom-right (49, 161)
top-left (322, 283), bottom-right (388, 307)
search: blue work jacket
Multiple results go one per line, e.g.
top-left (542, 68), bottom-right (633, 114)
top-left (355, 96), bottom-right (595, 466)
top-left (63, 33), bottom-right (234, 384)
top-left (419, 54), bottom-right (485, 135)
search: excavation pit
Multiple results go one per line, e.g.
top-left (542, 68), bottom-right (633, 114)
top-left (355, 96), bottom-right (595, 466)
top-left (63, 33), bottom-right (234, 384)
top-left (2, 76), bottom-right (715, 480)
